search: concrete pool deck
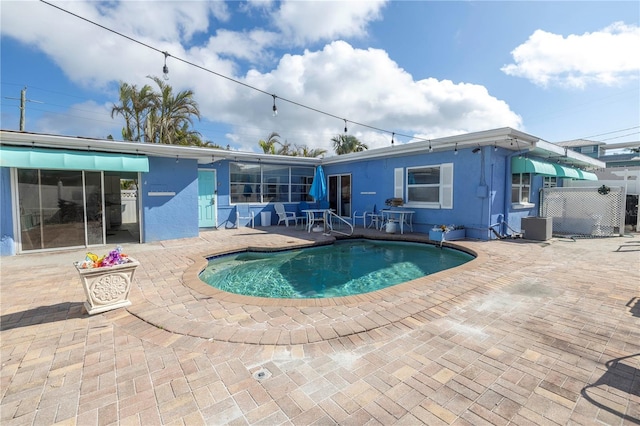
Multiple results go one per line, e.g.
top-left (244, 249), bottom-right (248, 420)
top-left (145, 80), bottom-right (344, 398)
top-left (1, 227), bottom-right (639, 425)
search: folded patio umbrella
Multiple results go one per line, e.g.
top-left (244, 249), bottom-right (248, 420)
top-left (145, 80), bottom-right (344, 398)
top-left (308, 165), bottom-right (327, 202)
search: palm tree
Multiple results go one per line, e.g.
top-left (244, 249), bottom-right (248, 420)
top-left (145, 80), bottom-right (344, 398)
top-left (111, 82), bottom-right (154, 141)
top-left (174, 122), bottom-right (204, 146)
top-left (258, 132), bottom-right (280, 154)
top-left (331, 134), bottom-right (368, 155)
top-left (295, 144), bottom-right (327, 157)
top-left (276, 139), bottom-right (293, 156)
top-left (111, 78), bottom-right (201, 145)
top-left (147, 76), bottom-right (201, 144)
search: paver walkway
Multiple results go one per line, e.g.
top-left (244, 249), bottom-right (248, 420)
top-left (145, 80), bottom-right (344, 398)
top-left (1, 227), bottom-right (639, 425)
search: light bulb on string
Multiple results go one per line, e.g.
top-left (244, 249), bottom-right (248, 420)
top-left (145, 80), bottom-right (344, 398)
top-left (454, 143), bottom-right (458, 155)
top-left (344, 119), bottom-right (348, 133)
top-left (162, 51), bottom-right (170, 81)
top-left (272, 94), bottom-right (278, 117)
top-left (391, 132), bottom-right (395, 146)
top-left (428, 140), bottom-right (433, 152)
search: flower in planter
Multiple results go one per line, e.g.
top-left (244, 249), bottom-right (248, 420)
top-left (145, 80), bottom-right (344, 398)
top-left (432, 224), bottom-right (463, 233)
top-left (78, 246), bottom-right (129, 269)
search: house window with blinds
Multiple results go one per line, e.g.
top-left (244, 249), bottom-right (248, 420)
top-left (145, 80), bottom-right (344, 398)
top-left (397, 163), bottom-right (453, 209)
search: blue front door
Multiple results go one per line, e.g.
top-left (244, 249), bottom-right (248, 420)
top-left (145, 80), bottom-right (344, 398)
top-left (198, 170), bottom-right (216, 228)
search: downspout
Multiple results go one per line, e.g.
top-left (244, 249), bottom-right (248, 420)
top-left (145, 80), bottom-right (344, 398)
top-left (503, 149), bottom-right (531, 236)
top-left (488, 162), bottom-right (494, 240)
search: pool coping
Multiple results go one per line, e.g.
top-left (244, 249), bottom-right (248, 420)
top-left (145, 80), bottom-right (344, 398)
top-left (127, 232), bottom-right (495, 345)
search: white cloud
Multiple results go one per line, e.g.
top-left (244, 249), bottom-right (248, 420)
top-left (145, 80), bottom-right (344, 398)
top-left (273, 0), bottom-right (387, 45)
top-left (502, 22), bottom-right (640, 89)
top-left (1, 1), bottom-right (522, 154)
top-left (220, 41), bottom-right (522, 153)
top-left (205, 29), bottom-right (279, 62)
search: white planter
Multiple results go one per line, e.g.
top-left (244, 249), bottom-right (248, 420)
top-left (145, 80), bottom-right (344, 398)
top-left (75, 258), bottom-right (139, 315)
top-left (429, 229), bottom-right (465, 242)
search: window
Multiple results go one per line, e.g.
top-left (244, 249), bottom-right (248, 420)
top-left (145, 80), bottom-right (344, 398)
top-left (230, 162), bottom-right (314, 204)
top-left (291, 167), bottom-right (314, 202)
top-left (263, 165), bottom-right (289, 202)
top-left (580, 146), bottom-right (595, 154)
top-left (543, 176), bottom-right (557, 188)
top-left (230, 163), bottom-right (261, 203)
top-left (401, 163), bottom-right (453, 208)
top-left (512, 173), bottom-right (532, 207)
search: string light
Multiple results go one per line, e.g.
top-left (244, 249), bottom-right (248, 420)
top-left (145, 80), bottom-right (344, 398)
top-left (39, 0), bottom-right (528, 151)
top-left (391, 132), bottom-right (395, 146)
top-left (272, 94), bottom-right (278, 117)
top-left (514, 138), bottom-right (522, 158)
top-left (162, 51), bottom-right (170, 81)
top-left (494, 142), bottom-right (498, 152)
top-left (454, 143), bottom-right (458, 155)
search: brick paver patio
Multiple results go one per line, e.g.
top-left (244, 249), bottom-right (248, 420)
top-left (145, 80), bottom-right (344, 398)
top-left (1, 227), bottom-right (638, 425)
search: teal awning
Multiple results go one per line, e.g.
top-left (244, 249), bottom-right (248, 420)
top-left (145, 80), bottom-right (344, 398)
top-left (577, 169), bottom-right (598, 181)
top-left (511, 157), bottom-right (556, 176)
top-left (0, 146), bottom-right (149, 172)
top-left (512, 157), bottom-right (597, 180)
top-left (553, 164), bottom-right (581, 179)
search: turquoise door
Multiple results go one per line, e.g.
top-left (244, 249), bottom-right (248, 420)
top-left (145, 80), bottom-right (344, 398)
top-left (198, 170), bottom-right (216, 228)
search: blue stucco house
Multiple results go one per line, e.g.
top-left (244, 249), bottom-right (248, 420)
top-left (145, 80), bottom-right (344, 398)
top-left (0, 127), bottom-right (604, 256)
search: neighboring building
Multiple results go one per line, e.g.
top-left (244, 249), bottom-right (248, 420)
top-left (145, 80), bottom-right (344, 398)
top-left (555, 139), bottom-right (606, 159)
top-left (556, 139), bottom-right (639, 232)
top-left (556, 139), bottom-right (640, 168)
top-left (1, 127), bottom-right (605, 255)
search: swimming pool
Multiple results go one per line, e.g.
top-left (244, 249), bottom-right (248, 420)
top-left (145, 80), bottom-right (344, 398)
top-left (199, 239), bottom-right (474, 299)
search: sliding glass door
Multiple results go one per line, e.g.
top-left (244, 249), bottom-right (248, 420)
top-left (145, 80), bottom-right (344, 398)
top-left (17, 169), bottom-right (104, 251)
top-left (328, 174), bottom-right (352, 217)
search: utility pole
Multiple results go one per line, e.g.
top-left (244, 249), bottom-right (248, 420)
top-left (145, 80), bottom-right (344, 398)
top-left (4, 87), bottom-right (43, 131)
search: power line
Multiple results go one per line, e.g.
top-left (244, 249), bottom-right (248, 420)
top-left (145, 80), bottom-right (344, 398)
top-left (581, 125), bottom-right (640, 140)
top-left (600, 131), bottom-right (640, 142)
top-left (38, 0), bottom-right (428, 145)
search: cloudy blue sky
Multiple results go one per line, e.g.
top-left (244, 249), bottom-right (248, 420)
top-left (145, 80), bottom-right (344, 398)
top-left (1, 1), bottom-right (638, 154)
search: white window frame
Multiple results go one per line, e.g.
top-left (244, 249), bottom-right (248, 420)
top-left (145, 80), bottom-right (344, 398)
top-left (543, 176), bottom-right (557, 188)
top-left (229, 162), bottom-right (314, 204)
top-left (512, 173), bottom-right (534, 209)
top-left (399, 163), bottom-right (453, 209)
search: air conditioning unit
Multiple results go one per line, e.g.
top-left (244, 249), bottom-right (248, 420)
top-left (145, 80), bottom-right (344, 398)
top-left (521, 216), bottom-right (552, 241)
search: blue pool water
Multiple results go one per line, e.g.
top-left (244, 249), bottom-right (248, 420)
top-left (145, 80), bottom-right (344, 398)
top-left (199, 240), bottom-right (474, 299)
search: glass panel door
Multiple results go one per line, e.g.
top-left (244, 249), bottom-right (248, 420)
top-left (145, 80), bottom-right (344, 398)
top-left (17, 169), bottom-right (42, 251)
top-left (17, 169), bottom-right (104, 251)
top-left (40, 170), bottom-right (86, 249)
top-left (85, 171), bottom-right (104, 245)
top-left (328, 174), bottom-right (352, 217)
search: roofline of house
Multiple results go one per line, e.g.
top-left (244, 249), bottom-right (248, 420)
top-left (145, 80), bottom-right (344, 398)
top-left (322, 127), bottom-right (539, 164)
top-left (1, 127), bottom-right (605, 170)
top-left (322, 127), bottom-right (604, 169)
top-left (0, 130), bottom-right (321, 166)
top-left (535, 139), bottom-right (606, 169)
top-left (555, 139), bottom-right (606, 148)
top-left (601, 141), bottom-right (640, 151)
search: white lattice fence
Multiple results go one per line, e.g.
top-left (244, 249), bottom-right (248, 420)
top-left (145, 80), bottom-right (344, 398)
top-left (121, 190), bottom-right (137, 224)
top-left (540, 186), bottom-right (626, 237)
